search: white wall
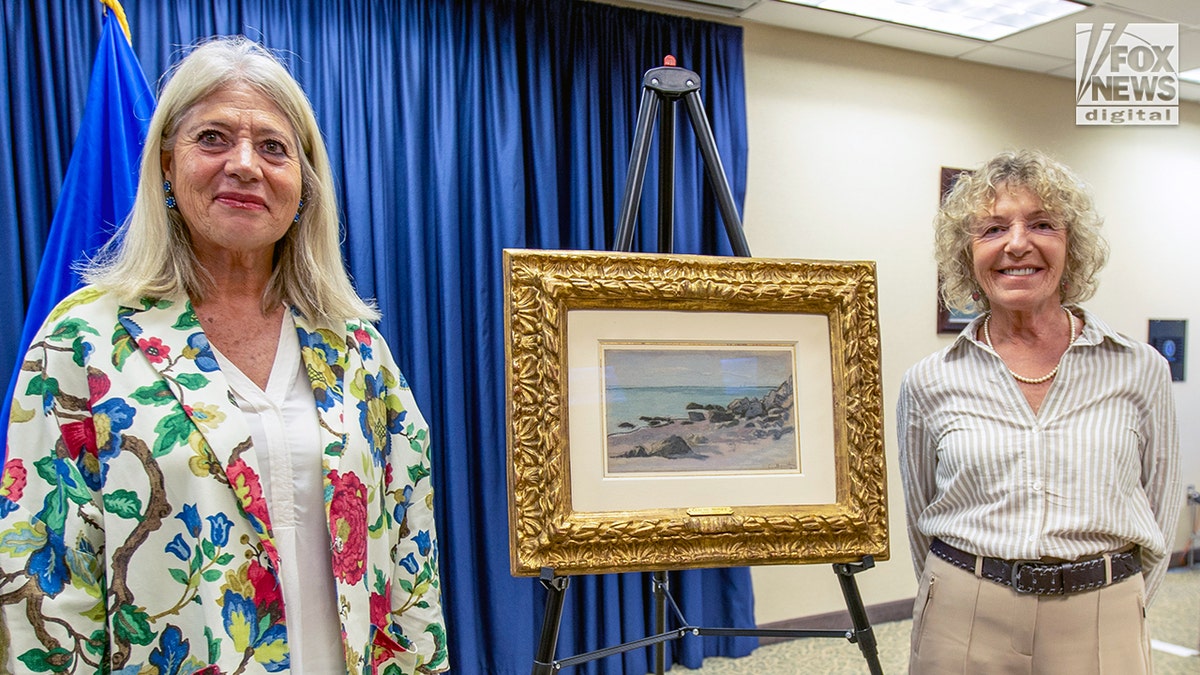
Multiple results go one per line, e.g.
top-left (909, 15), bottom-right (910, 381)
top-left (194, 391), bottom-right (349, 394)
top-left (739, 22), bottom-right (1200, 626)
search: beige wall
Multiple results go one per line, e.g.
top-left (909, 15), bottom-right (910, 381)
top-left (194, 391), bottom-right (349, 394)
top-left (739, 22), bottom-right (1200, 626)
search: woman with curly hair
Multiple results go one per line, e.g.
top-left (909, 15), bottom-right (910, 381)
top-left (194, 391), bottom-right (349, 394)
top-left (898, 149), bottom-right (1180, 674)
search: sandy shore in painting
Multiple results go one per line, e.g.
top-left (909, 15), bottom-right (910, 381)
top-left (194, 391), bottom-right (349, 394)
top-left (604, 376), bottom-right (799, 474)
top-left (605, 416), bottom-right (798, 474)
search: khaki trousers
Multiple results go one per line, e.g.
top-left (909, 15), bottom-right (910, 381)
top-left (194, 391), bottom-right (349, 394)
top-left (909, 552), bottom-right (1151, 674)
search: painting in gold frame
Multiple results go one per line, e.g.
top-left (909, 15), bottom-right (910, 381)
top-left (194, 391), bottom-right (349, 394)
top-left (503, 249), bottom-right (887, 576)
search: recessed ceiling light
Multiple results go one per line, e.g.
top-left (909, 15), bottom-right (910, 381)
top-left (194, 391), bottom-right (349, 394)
top-left (780, 0), bottom-right (1090, 41)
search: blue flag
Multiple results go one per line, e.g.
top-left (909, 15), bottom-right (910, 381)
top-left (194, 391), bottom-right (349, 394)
top-left (2, 8), bottom-right (155, 461)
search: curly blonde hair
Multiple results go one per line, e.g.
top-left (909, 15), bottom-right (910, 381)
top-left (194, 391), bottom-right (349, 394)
top-left (934, 149), bottom-right (1109, 314)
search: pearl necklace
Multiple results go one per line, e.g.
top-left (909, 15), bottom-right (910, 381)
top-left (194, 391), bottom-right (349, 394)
top-left (983, 307), bottom-right (1076, 385)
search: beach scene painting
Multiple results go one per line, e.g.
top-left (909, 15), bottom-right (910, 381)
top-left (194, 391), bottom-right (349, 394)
top-left (602, 344), bottom-right (800, 476)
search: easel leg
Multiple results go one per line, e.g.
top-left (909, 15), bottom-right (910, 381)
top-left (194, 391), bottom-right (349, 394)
top-left (680, 89), bottom-right (751, 257)
top-left (532, 568), bottom-right (570, 675)
top-left (833, 557), bottom-right (883, 675)
top-left (614, 88), bottom-right (661, 253)
top-left (657, 99), bottom-right (675, 254)
top-left (653, 571), bottom-right (669, 675)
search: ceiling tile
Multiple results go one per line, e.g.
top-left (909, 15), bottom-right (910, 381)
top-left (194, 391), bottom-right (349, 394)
top-left (1180, 29), bottom-right (1200, 71)
top-left (994, 5), bottom-right (1155, 61)
top-left (854, 24), bottom-right (981, 58)
top-left (740, 2), bottom-right (882, 38)
top-left (1101, 1), bottom-right (1200, 28)
top-left (1179, 80), bottom-right (1200, 102)
top-left (958, 45), bottom-right (1074, 73)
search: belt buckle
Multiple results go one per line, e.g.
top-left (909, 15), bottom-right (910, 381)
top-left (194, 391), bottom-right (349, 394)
top-left (1009, 560), bottom-right (1042, 594)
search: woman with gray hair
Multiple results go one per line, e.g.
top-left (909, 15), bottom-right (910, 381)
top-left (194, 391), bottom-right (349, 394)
top-left (898, 149), bottom-right (1179, 674)
top-left (0, 37), bottom-right (446, 674)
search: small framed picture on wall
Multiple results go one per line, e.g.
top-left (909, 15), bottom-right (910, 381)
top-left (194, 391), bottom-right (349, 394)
top-left (936, 167), bottom-right (979, 334)
top-left (1148, 319), bottom-right (1186, 381)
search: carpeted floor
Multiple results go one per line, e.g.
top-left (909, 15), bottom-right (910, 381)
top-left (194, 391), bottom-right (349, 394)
top-left (655, 566), bottom-right (1200, 674)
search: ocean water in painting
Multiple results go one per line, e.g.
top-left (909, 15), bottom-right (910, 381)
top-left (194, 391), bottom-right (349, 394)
top-left (604, 385), bottom-right (774, 435)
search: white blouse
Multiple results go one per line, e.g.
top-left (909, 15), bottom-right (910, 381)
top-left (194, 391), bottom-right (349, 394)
top-left (212, 312), bottom-right (345, 673)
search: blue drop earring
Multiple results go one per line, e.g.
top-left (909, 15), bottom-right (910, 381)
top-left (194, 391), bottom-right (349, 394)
top-left (294, 199), bottom-right (305, 223)
top-left (163, 180), bottom-right (177, 210)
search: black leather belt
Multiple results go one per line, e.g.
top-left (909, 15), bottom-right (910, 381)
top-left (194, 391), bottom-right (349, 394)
top-left (931, 539), bottom-right (1140, 595)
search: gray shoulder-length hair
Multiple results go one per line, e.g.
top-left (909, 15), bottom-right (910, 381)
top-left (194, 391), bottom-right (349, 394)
top-left (84, 36), bottom-right (378, 323)
top-left (934, 149), bottom-right (1109, 314)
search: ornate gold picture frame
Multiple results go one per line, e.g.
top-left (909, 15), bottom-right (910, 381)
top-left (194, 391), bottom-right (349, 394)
top-left (503, 249), bottom-right (887, 576)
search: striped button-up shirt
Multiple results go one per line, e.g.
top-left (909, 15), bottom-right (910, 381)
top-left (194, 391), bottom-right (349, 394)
top-left (897, 307), bottom-right (1181, 602)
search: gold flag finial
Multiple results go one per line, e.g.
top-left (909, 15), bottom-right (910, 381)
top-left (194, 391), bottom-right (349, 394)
top-left (98, 0), bottom-right (132, 45)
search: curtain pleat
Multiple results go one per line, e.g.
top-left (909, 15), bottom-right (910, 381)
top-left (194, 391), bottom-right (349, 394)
top-left (1, 1), bottom-right (99, 354)
top-left (2, 1), bottom-right (756, 672)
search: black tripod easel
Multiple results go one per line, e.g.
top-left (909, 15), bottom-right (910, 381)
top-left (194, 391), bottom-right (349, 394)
top-left (613, 56), bottom-right (750, 258)
top-left (532, 558), bottom-right (882, 675)
top-left (530, 59), bottom-right (883, 675)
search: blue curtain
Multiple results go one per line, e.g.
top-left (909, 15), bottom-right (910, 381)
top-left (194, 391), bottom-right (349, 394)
top-left (2, 1), bottom-right (755, 673)
top-left (0, 7), bottom-right (155, 472)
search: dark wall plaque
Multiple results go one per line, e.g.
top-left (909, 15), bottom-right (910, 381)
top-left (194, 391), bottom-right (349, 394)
top-left (1148, 319), bottom-right (1186, 382)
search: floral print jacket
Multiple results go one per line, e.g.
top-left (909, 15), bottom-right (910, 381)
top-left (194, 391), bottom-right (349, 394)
top-left (0, 287), bottom-right (447, 674)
